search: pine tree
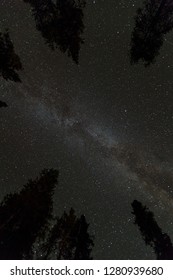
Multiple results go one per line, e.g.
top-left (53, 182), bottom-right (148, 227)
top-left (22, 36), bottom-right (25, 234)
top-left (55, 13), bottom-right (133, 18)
top-left (0, 31), bottom-right (22, 81)
top-left (0, 169), bottom-right (58, 259)
top-left (131, 200), bottom-right (173, 259)
top-left (130, 0), bottom-right (173, 66)
top-left (24, 0), bottom-right (86, 64)
top-left (40, 208), bottom-right (94, 259)
top-left (0, 169), bottom-right (94, 260)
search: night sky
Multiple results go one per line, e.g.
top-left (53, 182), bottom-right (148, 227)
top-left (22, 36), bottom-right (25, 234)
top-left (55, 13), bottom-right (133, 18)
top-left (0, 0), bottom-right (173, 259)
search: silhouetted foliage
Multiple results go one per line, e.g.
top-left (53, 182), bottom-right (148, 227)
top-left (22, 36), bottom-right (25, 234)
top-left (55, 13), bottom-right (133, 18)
top-left (0, 169), bottom-right (94, 260)
top-left (130, 0), bottom-right (173, 66)
top-left (40, 208), bottom-right (94, 259)
top-left (0, 31), bottom-right (22, 81)
top-left (0, 101), bottom-right (8, 108)
top-left (0, 169), bottom-right (58, 259)
top-left (131, 200), bottom-right (173, 259)
top-left (24, 0), bottom-right (86, 64)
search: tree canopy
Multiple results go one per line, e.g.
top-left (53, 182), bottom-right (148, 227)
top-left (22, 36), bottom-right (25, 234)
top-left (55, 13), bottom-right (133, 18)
top-left (24, 0), bottom-right (86, 64)
top-left (131, 0), bottom-right (173, 66)
top-left (0, 169), bottom-right (94, 260)
top-left (0, 31), bottom-right (22, 82)
top-left (0, 169), bottom-right (58, 259)
top-left (131, 200), bottom-right (173, 259)
top-left (40, 208), bottom-right (94, 260)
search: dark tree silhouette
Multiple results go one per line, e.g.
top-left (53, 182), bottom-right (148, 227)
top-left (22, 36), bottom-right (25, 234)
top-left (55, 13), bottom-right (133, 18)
top-left (24, 0), bottom-right (86, 64)
top-left (0, 169), bottom-right (58, 259)
top-left (131, 200), bottom-right (173, 259)
top-left (0, 101), bottom-right (8, 108)
top-left (40, 208), bottom-right (94, 260)
top-left (0, 31), bottom-right (22, 81)
top-left (0, 169), bottom-right (94, 260)
top-left (130, 0), bottom-right (173, 66)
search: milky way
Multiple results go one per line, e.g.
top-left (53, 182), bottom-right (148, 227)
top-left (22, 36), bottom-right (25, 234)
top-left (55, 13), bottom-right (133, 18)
top-left (0, 0), bottom-right (173, 259)
top-left (22, 91), bottom-right (173, 211)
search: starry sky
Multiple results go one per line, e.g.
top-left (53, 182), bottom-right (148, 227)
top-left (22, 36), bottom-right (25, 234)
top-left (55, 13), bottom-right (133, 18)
top-left (0, 0), bottom-right (173, 259)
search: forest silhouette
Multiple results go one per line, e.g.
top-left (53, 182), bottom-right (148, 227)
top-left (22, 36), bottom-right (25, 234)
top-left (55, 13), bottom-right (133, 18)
top-left (23, 0), bottom-right (86, 64)
top-left (132, 200), bottom-right (173, 259)
top-left (0, 31), bottom-right (22, 82)
top-left (131, 0), bottom-right (173, 66)
top-left (0, 31), bottom-right (22, 107)
top-left (0, 169), bottom-right (94, 260)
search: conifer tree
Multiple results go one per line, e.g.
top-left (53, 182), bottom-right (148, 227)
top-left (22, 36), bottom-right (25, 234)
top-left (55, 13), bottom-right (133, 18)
top-left (131, 0), bottom-right (173, 65)
top-left (0, 169), bottom-right (58, 259)
top-left (0, 31), bottom-right (22, 81)
top-left (40, 208), bottom-right (94, 260)
top-left (0, 169), bottom-right (94, 260)
top-left (131, 200), bottom-right (173, 259)
top-left (24, 0), bottom-right (86, 64)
